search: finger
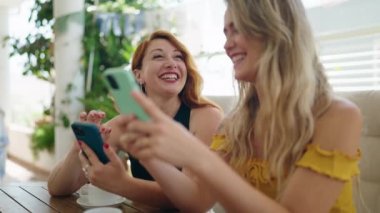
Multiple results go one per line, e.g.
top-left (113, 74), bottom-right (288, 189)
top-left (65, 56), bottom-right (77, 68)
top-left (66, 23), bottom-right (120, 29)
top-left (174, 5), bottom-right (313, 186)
top-left (78, 150), bottom-right (91, 176)
top-left (105, 127), bottom-right (112, 138)
top-left (120, 132), bottom-right (141, 144)
top-left (127, 120), bottom-right (157, 136)
top-left (103, 143), bottom-right (122, 165)
top-left (79, 141), bottom-right (102, 167)
top-left (114, 114), bottom-right (136, 130)
top-left (119, 132), bottom-right (148, 153)
top-left (72, 140), bottom-right (81, 151)
top-left (120, 131), bottom-right (148, 146)
top-left (119, 133), bottom-right (138, 152)
top-left (87, 110), bottom-right (101, 124)
top-left (101, 127), bottom-right (112, 142)
top-left (131, 91), bottom-right (168, 121)
top-left (93, 110), bottom-right (106, 125)
top-left (97, 111), bottom-right (106, 119)
top-left (134, 137), bottom-right (151, 151)
top-left (78, 150), bottom-right (90, 167)
top-left (133, 148), bottom-right (154, 161)
top-left (126, 136), bottom-right (153, 157)
top-left (100, 126), bottom-right (112, 136)
top-left (79, 112), bottom-right (88, 122)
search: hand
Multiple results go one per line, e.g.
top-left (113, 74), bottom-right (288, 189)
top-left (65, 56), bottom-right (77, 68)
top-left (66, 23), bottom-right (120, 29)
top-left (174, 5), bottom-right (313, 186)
top-left (70, 110), bottom-right (108, 153)
top-left (113, 114), bottom-right (144, 153)
top-left (119, 91), bottom-right (207, 168)
top-left (79, 110), bottom-right (112, 143)
top-left (79, 110), bottom-right (105, 125)
top-left (78, 141), bottom-right (129, 195)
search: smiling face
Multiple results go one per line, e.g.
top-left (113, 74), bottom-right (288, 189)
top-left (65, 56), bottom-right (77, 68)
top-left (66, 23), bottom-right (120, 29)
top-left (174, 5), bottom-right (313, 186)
top-left (135, 38), bottom-right (187, 98)
top-left (223, 8), bottom-right (264, 82)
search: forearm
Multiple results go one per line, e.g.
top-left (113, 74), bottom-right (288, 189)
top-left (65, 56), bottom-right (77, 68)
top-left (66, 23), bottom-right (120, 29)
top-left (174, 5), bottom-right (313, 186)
top-left (143, 160), bottom-right (215, 212)
top-left (47, 146), bottom-right (87, 196)
top-left (191, 149), bottom-right (287, 213)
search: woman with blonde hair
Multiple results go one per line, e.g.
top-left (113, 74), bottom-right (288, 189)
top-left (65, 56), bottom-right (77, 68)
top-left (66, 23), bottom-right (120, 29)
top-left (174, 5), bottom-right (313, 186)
top-left (47, 30), bottom-right (223, 209)
top-left (117, 0), bottom-right (362, 212)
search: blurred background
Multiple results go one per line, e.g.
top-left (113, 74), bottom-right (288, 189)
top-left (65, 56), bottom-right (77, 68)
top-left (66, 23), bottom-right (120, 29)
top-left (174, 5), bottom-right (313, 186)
top-left (0, 0), bottom-right (379, 182)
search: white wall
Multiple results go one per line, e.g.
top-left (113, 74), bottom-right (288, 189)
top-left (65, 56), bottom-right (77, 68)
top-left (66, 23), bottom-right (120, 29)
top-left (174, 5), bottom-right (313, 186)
top-left (307, 0), bottom-right (380, 35)
top-left (7, 125), bottom-right (55, 172)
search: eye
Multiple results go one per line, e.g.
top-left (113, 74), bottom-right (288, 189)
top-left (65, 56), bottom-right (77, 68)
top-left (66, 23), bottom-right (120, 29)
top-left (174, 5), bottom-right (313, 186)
top-left (225, 23), bottom-right (239, 38)
top-left (152, 54), bottom-right (163, 59)
top-left (230, 24), bottom-right (239, 34)
top-left (174, 54), bottom-right (184, 61)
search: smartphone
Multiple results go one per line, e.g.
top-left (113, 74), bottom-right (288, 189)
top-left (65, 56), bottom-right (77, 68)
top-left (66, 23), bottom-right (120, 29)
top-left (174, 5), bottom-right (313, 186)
top-left (102, 66), bottom-right (150, 121)
top-left (71, 122), bottom-right (109, 164)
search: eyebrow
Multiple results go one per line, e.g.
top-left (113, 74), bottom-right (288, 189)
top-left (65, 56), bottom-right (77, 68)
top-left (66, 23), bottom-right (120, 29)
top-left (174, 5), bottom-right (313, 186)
top-left (149, 48), bottom-right (164, 53)
top-left (149, 48), bottom-right (182, 55)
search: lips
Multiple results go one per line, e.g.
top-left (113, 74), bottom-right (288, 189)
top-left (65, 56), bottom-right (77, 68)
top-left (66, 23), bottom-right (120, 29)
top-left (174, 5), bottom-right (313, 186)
top-left (232, 54), bottom-right (244, 62)
top-left (231, 54), bottom-right (246, 68)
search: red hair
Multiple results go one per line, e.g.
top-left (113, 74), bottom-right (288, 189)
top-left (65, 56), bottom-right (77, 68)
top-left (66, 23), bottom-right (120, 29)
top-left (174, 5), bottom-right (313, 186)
top-left (132, 30), bottom-right (219, 109)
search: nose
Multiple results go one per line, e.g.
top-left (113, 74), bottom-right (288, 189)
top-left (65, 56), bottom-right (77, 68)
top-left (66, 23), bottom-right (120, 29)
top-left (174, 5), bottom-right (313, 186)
top-left (165, 57), bottom-right (177, 69)
top-left (224, 35), bottom-right (234, 51)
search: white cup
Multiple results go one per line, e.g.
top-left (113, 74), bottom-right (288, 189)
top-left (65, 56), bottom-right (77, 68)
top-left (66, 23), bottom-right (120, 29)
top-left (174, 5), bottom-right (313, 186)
top-left (87, 184), bottom-right (121, 205)
top-left (84, 207), bottom-right (122, 213)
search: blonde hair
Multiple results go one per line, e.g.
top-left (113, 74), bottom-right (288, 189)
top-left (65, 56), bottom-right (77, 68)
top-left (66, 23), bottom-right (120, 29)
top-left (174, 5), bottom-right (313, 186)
top-left (222, 0), bottom-right (332, 195)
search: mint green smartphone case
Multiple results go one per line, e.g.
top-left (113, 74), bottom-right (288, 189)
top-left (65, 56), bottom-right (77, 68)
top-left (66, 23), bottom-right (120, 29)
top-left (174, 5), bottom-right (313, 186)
top-left (102, 66), bottom-right (150, 121)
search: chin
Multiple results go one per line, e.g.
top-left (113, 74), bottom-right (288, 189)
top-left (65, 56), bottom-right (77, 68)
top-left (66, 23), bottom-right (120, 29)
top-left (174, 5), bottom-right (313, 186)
top-left (234, 67), bottom-right (256, 82)
top-left (163, 89), bottom-right (183, 97)
top-left (234, 71), bottom-right (246, 81)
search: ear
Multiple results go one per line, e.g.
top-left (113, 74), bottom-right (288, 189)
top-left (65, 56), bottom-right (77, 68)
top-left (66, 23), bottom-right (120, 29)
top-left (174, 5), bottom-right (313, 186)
top-left (133, 69), bottom-right (144, 84)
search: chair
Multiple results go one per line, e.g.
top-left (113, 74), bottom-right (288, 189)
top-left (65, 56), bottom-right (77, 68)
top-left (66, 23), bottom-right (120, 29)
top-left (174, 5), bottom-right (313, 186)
top-left (337, 91), bottom-right (380, 212)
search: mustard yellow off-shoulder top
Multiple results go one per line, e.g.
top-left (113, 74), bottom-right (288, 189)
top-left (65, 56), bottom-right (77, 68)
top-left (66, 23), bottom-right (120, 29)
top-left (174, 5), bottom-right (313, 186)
top-left (210, 135), bottom-right (360, 213)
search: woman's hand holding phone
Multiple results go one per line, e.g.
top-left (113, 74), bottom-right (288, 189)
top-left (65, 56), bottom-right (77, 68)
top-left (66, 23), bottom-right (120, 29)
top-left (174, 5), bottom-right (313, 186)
top-left (102, 66), bottom-right (150, 121)
top-left (119, 91), bottom-right (203, 168)
top-left (79, 110), bottom-right (111, 142)
top-left (77, 140), bottom-right (130, 194)
top-left (71, 122), bottom-right (110, 164)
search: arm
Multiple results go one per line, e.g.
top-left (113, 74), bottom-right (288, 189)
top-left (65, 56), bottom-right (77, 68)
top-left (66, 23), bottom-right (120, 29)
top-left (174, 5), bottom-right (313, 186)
top-left (120, 93), bottom-right (225, 212)
top-left (47, 143), bottom-right (88, 196)
top-left (279, 99), bottom-right (362, 212)
top-left (127, 92), bottom-right (362, 212)
top-left (142, 106), bottom-right (224, 211)
top-left (187, 99), bottom-right (362, 212)
top-left (47, 110), bottom-right (112, 196)
top-left (112, 106), bottom-right (223, 210)
top-left (77, 141), bottom-right (176, 208)
top-left (57, 112), bottom-right (190, 208)
top-left (140, 153), bottom-right (217, 212)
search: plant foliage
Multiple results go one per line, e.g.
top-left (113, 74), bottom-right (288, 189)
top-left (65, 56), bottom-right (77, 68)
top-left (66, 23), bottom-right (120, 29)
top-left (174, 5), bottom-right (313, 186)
top-left (7, 0), bottom-right (175, 158)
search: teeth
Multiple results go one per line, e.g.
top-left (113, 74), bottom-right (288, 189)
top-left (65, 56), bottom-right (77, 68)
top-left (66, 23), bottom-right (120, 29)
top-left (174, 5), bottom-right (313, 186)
top-left (160, 73), bottom-right (178, 80)
top-left (232, 55), bottom-right (244, 63)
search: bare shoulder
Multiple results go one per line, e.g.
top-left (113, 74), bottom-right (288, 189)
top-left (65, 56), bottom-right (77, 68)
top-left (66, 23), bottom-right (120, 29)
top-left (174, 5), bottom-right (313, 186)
top-left (313, 98), bottom-right (362, 155)
top-left (191, 105), bottom-right (224, 120)
top-left (190, 106), bottom-right (224, 145)
top-left (191, 106), bottom-right (224, 129)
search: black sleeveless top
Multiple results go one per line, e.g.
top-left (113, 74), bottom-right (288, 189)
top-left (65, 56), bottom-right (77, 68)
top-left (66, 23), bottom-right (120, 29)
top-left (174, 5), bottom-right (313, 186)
top-left (129, 102), bottom-right (191, 181)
